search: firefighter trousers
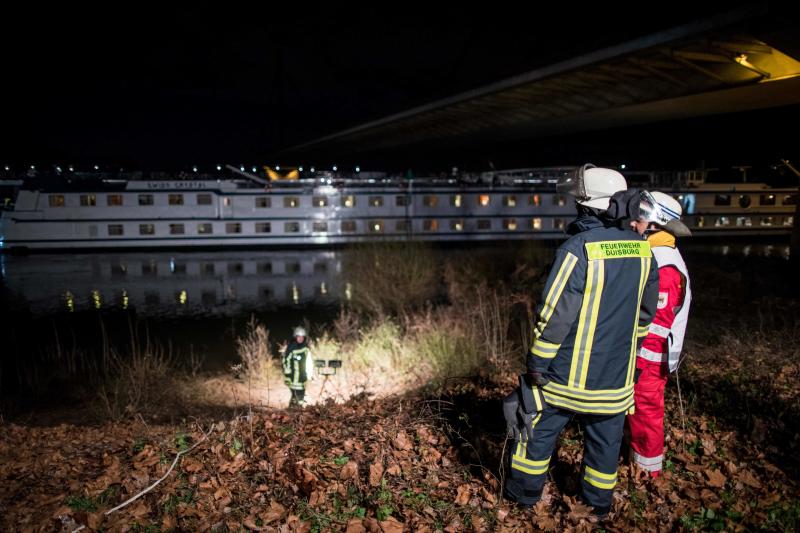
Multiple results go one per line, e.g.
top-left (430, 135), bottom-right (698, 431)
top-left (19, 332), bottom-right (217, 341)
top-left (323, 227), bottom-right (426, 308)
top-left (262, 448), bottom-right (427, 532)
top-left (627, 361), bottom-right (668, 475)
top-left (505, 404), bottom-right (625, 509)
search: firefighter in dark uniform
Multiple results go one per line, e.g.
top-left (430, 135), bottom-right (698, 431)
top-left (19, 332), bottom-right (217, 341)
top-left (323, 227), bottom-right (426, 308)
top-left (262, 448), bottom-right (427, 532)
top-left (282, 326), bottom-right (314, 407)
top-left (504, 164), bottom-right (660, 517)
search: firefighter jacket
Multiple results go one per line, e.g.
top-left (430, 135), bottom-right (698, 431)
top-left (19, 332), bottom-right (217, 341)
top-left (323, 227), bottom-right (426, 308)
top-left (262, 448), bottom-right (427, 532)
top-left (527, 215), bottom-right (660, 414)
top-left (283, 341), bottom-right (313, 390)
top-left (638, 231), bottom-right (692, 373)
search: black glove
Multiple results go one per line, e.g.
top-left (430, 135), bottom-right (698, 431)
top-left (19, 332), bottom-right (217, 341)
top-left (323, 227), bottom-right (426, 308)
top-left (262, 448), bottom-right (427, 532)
top-left (503, 389), bottom-right (536, 442)
top-left (527, 371), bottom-right (550, 387)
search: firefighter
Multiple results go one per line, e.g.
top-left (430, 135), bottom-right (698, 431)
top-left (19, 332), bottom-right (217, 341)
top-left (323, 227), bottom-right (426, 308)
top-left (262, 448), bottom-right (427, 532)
top-left (504, 164), bottom-right (659, 517)
top-left (282, 326), bottom-right (314, 407)
top-left (627, 191), bottom-right (692, 477)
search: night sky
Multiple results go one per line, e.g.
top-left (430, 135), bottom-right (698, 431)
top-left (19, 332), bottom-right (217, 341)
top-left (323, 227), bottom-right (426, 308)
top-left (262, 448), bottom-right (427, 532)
top-left (3, 3), bottom-right (799, 178)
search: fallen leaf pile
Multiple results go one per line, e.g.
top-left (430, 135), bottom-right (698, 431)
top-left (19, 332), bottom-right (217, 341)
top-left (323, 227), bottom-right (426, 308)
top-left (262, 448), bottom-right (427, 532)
top-left (1, 379), bottom-right (799, 532)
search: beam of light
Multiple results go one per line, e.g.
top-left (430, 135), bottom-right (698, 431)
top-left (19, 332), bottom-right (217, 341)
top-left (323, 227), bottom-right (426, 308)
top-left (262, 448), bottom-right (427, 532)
top-left (178, 290), bottom-right (187, 305)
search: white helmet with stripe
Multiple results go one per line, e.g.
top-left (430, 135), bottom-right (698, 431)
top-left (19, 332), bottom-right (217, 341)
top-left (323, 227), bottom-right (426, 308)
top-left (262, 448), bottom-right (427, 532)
top-left (557, 164), bottom-right (628, 211)
top-left (639, 191), bottom-right (692, 236)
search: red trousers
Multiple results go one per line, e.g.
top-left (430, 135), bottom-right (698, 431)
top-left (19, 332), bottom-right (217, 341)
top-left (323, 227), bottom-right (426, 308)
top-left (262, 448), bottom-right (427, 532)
top-left (628, 360), bottom-right (668, 475)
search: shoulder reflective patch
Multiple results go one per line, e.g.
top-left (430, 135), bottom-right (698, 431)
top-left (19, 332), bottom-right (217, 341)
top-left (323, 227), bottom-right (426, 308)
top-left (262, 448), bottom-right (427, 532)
top-left (585, 240), bottom-right (651, 260)
top-left (657, 291), bottom-right (668, 309)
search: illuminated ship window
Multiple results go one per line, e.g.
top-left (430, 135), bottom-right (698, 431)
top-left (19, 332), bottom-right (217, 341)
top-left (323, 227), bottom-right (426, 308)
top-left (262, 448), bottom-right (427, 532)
top-left (553, 195), bottom-right (566, 206)
top-left (738, 195), bottom-right (751, 208)
top-left (503, 218), bottom-right (518, 230)
top-left (286, 261), bottom-right (301, 274)
top-left (175, 290), bottom-right (188, 305)
top-left (369, 220), bottom-right (384, 233)
top-left (197, 194), bottom-right (213, 205)
top-left (759, 194), bottom-right (776, 206)
top-left (423, 195), bottom-right (438, 207)
top-left (107, 194), bottom-right (123, 206)
top-left (478, 194), bottom-right (490, 206)
top-left (784, 194), bottom-right (798, 205)
top-left (108, 224), bottom-right (124, 236)
top-left (197, 223), bottom-right (213, 234)
top-left (287, 284), bottom-right (301, 304)
top-left (369, 196), bottom-right (384, 207)
top-left (255, 196), bottom-right (271, 208)
top-left (257, 262), bottom-right (272, 274)
top-left (81, 194), bottom-right (97, 206)
top-left (423, 219), bottom-right (438, 231)
top-left (168, 194), bottom-right (184, 206)
top-left (714, 195), bottom-right (731, 206)
top-left (529, 195), bottom-right (541, 207)
top-left (736, 217), bottom-right (752, 227)
top-left (450, 219), bottom-right (463, 231)
top-left (284, 197), bottom-right (300, 208)
top-left (313, 196), bottom-right (329, 207)
top-left (395, 220), bottom-right (410, 232)
top-left (312, 221), bottom-right (329, 232)
top-left (284, 222), bottom-right (301, 233)
top-left (531, 218), bottom-right (542, 230)
top-left (477, 219), bottom-right (491, 230)
top-left (255, 222), bottom-right (271, 233)
top-left (503, 195), bottom-right (517, 207)
top-left (170, 224), bottom-right (185, 235)
top-left (396, 195), bottom-right (409, 207)
top-left (554, 218), bottom-right (566, 230)
top-left (341, 195), bottom-right (356, 208)
top-left (226, 223), bottom-right (242, 234)
top-left (451, 194), bottom-right (462, 207)
top-left (228, 262), bottom-right (244, 274)
top-left (760, 216), bottom-right (774, 226)
top-left (715, 217), bottom-right (731, 227)
top-left (223, 197), bottom-right (232, 207)
top-left (341, 220), bottom-right (357, 232)
top-left (139, 223), bottom-right (155, 235)
top-left (138, 194), bottom-right (154, 206)
top-left (696, 216), bottom-right (705, 228)
top-left (48, 195), bottom-right (65, 207)
top-left (785, 216), bottom-right (794, 226)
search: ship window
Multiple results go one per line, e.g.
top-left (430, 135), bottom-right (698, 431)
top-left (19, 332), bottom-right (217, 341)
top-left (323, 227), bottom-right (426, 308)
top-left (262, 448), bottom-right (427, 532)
top-left (714, 194), bottom-right (731, 206)
top-left (529, 194), bottom-right (541, 207)
top-left (760, 216), bottom-right (774, 226)
top-left (286, 261), bottom-right (301, 274)
top-left (396, 195), bottom-right (409, 207)
top-left (784, 194), bottom-right (798, 205)
top-left (107, 194), bottom-right (123, 206)
top-left (477, 219), bottom-right (491, 230)
top-left (81, 194), bottom-right (97, 206)
top-left (138, 194), bottom-right (154, 206)
top-left (312, 221), bottom-right (328, 232)
top-left (259, 286), bottom-right (273, 300)
top-left (554, 218), bottom-right (566, 230)
top-left (255, 222), bottom-right (271, 233)
top-left (172, 262), bottom-right (187, 274)
top-left (314, 262), bottom-right (328, 274)
top-left (785, 216), bottom-right (794, 226)
top-left (531, 218), bottom-right (542, 230)
top-left (222, 197), bottom-right (232, 207)
top-left (341, 220), bottom-right (357, 232)
top-left (423, 219), bottom-right (438, 231)
top-left (341, 195), bottom-right (356, 208)
top-left (696, 216), bottom-right (705, 228)
top-left (228, 262), bottom-right (244, 275)
top-left (257, 262), bottom-right (272, 274)
top-left (255, 196), bottom-right (271, 208)
top-left (553, 195), bottom-right (566, 206)
top-left (503, 218), bottom-right (518, 230)
top-left (451, 194), bottom-right (462, 207)
top-left (738, 195), bottom-right (751, 208)
top-left (312, 196), bottom-right (329, 207)
top-left (715, 217), bottom-right (731, 227)
top-left (478, 194), bottom-right (490, 206)
top-left (139, 224), bottom-right (155, 235)
top-left (284, 222), bottom-right (300, 233)
top-left (369, 196), bottom-right (384, 207)
top-left (111, 263), bottom-right (127, 278)
top-left (168, 194), bottom-right (184, 206)
top-left (225, 222), bottom-right (242, 234)
top-left (170, 224), bottom-right (185, 235)
top-left (175, 290), bottom-right (188, 304)
top-left (284, 197), bottom-right (300, 208)
top-left (197, 194), bottom-right (213, 205)
top-left (423, 195), bottom-right (438, 207)
top-left (450, 219), bottom-right (464, 231)
top-left (759, 194), bottom-right (776, 206)
top-left (395, 220), bottom-right (410, 232)
top-left (49, 195), bottom-right (65, 207)
top-left (108, 224), bottom-right (124, 236)
top-left (197, 223), bottom-right (213, 234)
top-left (503, 195), bottom-right (517, 207)
top-left (89, 225), bottom-right (98, 237)
top-left (736, 217), bottom-right (752, 227)
top-left (369, 220), bottom-right (384, 233)
top-left (200, 262), bottom-right (215, 276)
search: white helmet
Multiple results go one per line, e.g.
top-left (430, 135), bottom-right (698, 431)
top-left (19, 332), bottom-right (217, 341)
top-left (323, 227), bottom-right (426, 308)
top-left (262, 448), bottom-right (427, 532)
top-left (639, 191), bottom-right (692, 237)
top-left (293, 326), bottom-right (307, 338)
top-left (557, 164), bottom-right (627, 211)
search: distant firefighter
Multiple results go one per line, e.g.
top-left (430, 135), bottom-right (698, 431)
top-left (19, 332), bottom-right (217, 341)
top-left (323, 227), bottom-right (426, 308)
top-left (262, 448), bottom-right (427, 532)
top-left (627, 191), bottom-right (692, 477)
top-left (282, 326), bottom-right (314, 407)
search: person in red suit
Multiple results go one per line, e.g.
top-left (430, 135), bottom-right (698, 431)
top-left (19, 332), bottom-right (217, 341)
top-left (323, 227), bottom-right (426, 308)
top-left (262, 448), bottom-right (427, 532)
top-left (628, 191), bottom-right (692, 477)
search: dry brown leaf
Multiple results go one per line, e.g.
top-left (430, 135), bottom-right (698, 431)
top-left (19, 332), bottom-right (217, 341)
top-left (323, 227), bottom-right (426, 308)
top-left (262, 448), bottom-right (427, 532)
top-left (740, 469), bottom-right (763, 489)
top-left (455, 484), bottom-right (471, 505)
top-left (369, 461), bottom-right (384, 486)
top-left (706, 469), bottom-right (727, 488)
top-left (393, 431), bottom-right (413, 451)
top-left (380, 516), bottom-right (404, 533)
top-left (340, 460), bottom-right (359, 481)
top-left (346, 518), bottom-right (367, 533)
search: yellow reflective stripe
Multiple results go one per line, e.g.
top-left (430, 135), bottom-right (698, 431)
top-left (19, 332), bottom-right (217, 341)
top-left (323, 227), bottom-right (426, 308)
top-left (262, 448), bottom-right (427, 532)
top-left (533, 389), bottom-right (544, 412)
top-left (579, 259), bottom-right (604, 388)
top-left (543, 381), bottom-right (633, 400)
top-left (585, 240), bottom-right (651, 260)
top-left (531, 339), bottom-right (560, 359)
top-left (542, 391), bottom-right (634, 415)
top-left (637, 324), bottom-right (650, 337)
top-left (511, 461), bottom-right (549, 475)
top-left (584, 466), bottom-right (617, 489)
top-left (535, 252), bottom-right (578, 336)
top-left (627, 257), bottom-right (650, 386)
top-left (569, 258), bottom-right (604, 388)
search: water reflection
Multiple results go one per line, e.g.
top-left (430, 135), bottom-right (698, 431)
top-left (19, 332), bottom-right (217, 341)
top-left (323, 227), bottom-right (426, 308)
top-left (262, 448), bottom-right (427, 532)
top-left (0, 250), bottom-right (343, 317)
